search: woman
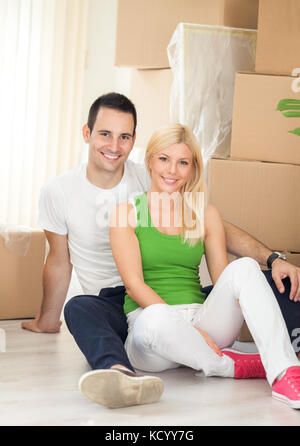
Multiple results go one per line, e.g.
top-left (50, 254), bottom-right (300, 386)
top-left (110, 123), bottom-right (300, 409)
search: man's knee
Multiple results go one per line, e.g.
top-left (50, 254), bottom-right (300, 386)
top-left (64, 295), bottom-right (94, 324)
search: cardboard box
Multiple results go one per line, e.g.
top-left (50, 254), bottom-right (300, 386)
top-left (230, 72), bottom-right (300, 166)
top-left (0, 230), bottom-right (45, 319)
top-left (115, 0), bottom-right (259, 68)
top-left (238, 322), bottom-right (254, 343)
top-left (286, 253), bottom-right (300, 268)
top-left (208, 158), bottom-right (300, 252)
top-left (168, 24), bottom-right (256, 164)
top-left (130, 69), bottom-right (173, 148)
top-left (255, 0), bottom-right (300, 75)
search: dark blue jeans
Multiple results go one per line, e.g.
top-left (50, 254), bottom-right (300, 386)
top-left (64, 270), bottom-right (300, 372)
top-left (64, 286), bottom-right (133, 372)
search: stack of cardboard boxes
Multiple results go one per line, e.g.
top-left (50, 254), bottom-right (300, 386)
top-left (208, 0), bottom-right (300, 341)
top-left (115, 0), bottom-right (259, 148)
top-left (208, 0), bottom-right (300, 266)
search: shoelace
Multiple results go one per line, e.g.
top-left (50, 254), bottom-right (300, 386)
top-left (285, 368), bottom-right (300, 396)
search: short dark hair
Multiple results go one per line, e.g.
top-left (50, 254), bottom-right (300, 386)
top-left (87, 92), bottom-right (137, 135)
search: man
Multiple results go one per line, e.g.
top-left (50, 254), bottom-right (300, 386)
top-left (22, 92), bottom-right (300, 409)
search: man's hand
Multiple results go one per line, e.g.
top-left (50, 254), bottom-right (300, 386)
top-left (271, 259), bottom-right (300, 301)
top-left (21, 314), bottom-right (62, 333)
top-left (21, 231), bottom-right (71, 334)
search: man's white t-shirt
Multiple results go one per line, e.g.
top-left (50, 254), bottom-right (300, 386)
top-left (38, 160), bottom-right (151, 295)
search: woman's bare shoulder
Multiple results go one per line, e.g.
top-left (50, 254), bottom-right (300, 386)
top-left (204, 203), bottom-right (221, 220)
top-left (204, 203), bottom-right (223, 234)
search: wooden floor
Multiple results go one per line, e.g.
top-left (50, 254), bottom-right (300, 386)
top-left (1, 318), bottom-right (300, 427)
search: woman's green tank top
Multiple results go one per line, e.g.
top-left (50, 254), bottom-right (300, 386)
top-left (124, 192), bottom-right (206, 314)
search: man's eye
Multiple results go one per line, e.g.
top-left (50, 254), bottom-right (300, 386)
top-left (100, 132), bottom-right (109, 137)
top-left (121, 135), bottom-right (130, 140)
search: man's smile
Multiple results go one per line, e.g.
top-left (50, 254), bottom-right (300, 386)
top-left (101, 151), bottom-right (122, 161)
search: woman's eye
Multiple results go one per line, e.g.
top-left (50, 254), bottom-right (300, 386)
top-left (159, 157), bottom-right (168, 162)
top-left (180, 160), bottom-right (188, 165)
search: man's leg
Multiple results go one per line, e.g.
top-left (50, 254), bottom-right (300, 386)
top-left (262, 270), bottom-right (300, 354)
top-left (202, 270), bottom-right (300, 357)
top-left (64, 286), bottom-right (133, 371)
top-left (64, 286), bottom-right (163, 408)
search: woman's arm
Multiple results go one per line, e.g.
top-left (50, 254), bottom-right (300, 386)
top-left (110, 202), bottom-right (166, 309)
top-left (204, 204), bottom-right (229, 285)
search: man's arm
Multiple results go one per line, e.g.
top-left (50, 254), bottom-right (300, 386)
top-left (223, 220), bottom-right (271, 264)
top-left (21, 231), bottom-right (73, 333)
top-left (223, 220), bottom-right (300, 301)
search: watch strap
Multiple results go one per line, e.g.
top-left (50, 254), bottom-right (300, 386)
top-left (267, 252), bottom-right (286, 269)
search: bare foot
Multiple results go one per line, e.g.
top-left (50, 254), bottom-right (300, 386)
top-left (21, 314), bottom-right (62, 333)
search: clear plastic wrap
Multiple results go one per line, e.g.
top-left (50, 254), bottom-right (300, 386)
top-left (0, 225), bottom-right (32, 256)
top-left (168, 23), bottom-right (257, 170)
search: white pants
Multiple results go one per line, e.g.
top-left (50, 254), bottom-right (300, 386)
top-left (125, 258), bottom-right (300, 385)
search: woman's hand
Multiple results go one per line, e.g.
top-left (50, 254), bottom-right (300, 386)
top-left (194, 327), bottom-right (223, 357)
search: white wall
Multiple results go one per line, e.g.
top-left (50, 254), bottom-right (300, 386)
top-left (81, 0), bottom-right (132, 128)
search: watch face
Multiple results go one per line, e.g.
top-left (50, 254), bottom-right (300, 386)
top-left (279, 254), bottom-right (288, 261)
top-left (275, 251), bottom-right (287, 261)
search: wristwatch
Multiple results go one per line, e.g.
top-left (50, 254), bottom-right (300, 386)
top-left (267, 251), bottom-right (287, 269)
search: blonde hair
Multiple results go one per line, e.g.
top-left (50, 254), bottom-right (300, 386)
top-left (145, 123), bottom-right (207, 245)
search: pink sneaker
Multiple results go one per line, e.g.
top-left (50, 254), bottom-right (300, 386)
top-left (272, 366), bottom-right (300, 409)
top-left (222, 348), bottom-right (266, 379)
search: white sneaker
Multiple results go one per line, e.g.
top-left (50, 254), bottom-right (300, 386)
top-left (79, 367), bottom-right (164, 409)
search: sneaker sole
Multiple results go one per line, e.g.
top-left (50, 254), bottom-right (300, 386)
top-left (272, 391), bottom-right (300, 409)
top-left (79, 369), bottom-right (164, 409)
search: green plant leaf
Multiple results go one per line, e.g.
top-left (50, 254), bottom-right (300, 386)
top-left (277, 98), bottom-right (300, 136)
top-left (282, 111), bottom-right (300, 118)
top-left (277, 98), bottom-right (300, 111)
top-left (288, 127), bottom-right (300, 136)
